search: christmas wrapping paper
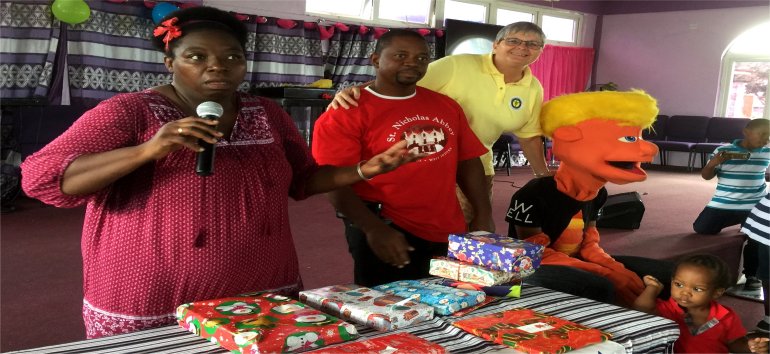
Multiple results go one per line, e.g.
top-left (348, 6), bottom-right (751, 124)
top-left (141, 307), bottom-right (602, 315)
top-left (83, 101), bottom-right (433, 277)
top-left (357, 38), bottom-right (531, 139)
top-left (175, 294), bottom-right (358, 353)
top-left (430, 256), bottom-right (515, 286)
top-left (439, 279), bottom-right (522, 298)
top-left (453, 308), bottom-right (611, 354)
top-left (447, 231), bottom-right (543, 274)
top-left (298, 284), bottom-right (434, 331)
top-left (324, 332), bottom-right (446, 353)
top-left (373, 280), bottom-right (485, 315)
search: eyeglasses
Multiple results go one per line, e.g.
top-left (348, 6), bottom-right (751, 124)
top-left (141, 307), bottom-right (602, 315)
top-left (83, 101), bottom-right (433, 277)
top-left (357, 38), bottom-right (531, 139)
top-left (502, 38), bottom-right (543, 50)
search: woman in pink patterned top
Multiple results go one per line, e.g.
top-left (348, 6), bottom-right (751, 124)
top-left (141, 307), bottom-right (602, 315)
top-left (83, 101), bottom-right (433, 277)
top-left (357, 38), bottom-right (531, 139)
top-left (20, 6), bottom-right (418, 339)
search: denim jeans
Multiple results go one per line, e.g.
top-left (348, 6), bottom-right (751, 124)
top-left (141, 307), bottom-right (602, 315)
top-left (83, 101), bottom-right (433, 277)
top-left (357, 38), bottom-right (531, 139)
top-left (693, 207), bottom-right (757, 277)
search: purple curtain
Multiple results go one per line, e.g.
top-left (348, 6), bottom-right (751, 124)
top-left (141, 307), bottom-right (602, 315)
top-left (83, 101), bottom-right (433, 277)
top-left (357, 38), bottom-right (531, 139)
top-left (0, 1), bottom-right (61, 102)
top-left (326, 28), bottom-right (377, 90)
top-left (326, 26), bottom-right (440, 90)
top-left (245, 18), bottom-right (325, 90)
top-left (63, 1), bottom-right (167, 106)
top-left (6, 1), bottom-right (325, 104)
top-left (3, 1), bottom-right (436, 101)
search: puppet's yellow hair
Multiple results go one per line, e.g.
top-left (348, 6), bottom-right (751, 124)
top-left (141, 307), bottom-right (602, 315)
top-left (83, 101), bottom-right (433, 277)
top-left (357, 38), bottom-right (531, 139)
top-left (540, 90), bottom-right (659, 138)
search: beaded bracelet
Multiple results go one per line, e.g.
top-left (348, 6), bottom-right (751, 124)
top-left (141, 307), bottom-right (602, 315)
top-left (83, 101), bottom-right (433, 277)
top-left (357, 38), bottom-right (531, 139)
top-left (356, 160), bottom-right (373, 181)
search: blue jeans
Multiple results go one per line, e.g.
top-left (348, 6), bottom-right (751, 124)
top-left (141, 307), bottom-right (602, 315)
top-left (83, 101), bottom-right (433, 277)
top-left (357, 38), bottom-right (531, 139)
top-left (693, 207), bottom-right (749, 235)
top-left (523, 255), bottom-right (674, 304)
top-left (693, 207), bottom-right (757, 277)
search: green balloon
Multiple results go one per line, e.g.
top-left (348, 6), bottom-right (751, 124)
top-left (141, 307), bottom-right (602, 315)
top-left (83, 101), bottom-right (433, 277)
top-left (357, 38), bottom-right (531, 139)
top-left (51, 0), bottom-right (91, 25)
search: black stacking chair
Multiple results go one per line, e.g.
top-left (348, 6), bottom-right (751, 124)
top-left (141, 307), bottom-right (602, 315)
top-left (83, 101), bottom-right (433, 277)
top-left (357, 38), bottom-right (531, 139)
top-left (653, 115), bottom-right (710, 170)
top-left (492, 134), bottom-right (519, 175)
top-left (643, 115), bottom-right (669, 165)
top-left (691, 117), bottom-right (749, 168)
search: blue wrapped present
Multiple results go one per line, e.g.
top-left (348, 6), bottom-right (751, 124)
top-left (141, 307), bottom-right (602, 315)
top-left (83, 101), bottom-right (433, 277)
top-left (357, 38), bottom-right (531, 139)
top-left (447, 231), bottom-right (543, 274)
top-left (373, 280), bottom-right (485, 315)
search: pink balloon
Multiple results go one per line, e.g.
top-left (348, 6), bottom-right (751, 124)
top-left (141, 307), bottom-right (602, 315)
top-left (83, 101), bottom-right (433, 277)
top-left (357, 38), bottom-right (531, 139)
top-left (333, 22), bottom-right (349, 31)
top-left (276, 19), bottom-right (297, 29)
top-left (143, 0), bottom-right (156, 8)
top-left (373, 27), bottom-right (388, 39)
top-left (417, 28), bottom-right (430, 36)
top-left (435, 29), bottom-right (444, 38)
top-left (358, 25), bottom-right (369, 35)
top-left (304, 22), bottom-right (317, 30)
top-left (233, 13), bottom-right (249, 21)
top-left (318, 25), bottom-right (335, 40)
top-left (256, 16), bottom-right (267, 24)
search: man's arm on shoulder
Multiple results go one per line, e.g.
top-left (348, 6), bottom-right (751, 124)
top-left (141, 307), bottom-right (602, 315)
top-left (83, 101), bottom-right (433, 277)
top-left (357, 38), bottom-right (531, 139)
top-left (327, 82), bottom-right (373, 110)
top-left (457, 157), bottom-right (494, 232)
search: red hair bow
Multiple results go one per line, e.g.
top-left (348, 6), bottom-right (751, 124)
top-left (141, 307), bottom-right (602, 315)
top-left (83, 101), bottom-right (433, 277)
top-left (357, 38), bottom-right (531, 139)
top-left (154, 17), bottom-right (182, 51)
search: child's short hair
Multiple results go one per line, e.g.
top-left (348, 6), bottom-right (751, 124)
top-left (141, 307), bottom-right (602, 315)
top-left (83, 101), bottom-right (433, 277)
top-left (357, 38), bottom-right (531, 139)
top-left (674, 254), bottom-right (732, 289)
top-left (745, 118), bottom-right (769, 131)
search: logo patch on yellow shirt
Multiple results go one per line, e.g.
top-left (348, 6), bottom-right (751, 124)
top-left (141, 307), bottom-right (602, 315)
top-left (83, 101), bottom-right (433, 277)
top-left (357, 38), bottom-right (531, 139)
top-left (510, 97), bottom-right (523, 110)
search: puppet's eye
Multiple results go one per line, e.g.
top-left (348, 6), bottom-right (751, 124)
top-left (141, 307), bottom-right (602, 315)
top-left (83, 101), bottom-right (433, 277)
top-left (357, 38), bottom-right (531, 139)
top-left (618, 136), bottom-right (638, 143)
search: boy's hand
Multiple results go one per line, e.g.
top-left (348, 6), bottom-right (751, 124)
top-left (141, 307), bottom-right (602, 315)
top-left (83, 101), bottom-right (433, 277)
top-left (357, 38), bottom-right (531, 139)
top-left (642, 275), bottom-right (664, 290)
top-left (748, 337), bottom-right (769, 353)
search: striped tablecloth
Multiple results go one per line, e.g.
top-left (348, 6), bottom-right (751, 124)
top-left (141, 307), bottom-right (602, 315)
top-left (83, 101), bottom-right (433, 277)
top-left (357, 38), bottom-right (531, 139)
top-left (9, 284), bottom-right (679, 354)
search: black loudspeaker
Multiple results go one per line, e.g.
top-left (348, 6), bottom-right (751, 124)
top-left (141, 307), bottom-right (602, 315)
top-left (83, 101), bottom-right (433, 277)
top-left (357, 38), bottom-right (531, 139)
top-left (597, 192), bottom-right (645, 229)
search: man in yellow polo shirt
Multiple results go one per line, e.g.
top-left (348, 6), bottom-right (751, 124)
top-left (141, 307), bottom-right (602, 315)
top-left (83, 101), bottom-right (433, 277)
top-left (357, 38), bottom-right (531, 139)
top-left (331, 22), bottom-right (549, 222)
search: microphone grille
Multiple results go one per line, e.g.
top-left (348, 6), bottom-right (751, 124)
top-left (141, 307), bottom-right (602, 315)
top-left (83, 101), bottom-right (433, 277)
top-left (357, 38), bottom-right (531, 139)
top-left (196, 101), bottom-right (224, 118)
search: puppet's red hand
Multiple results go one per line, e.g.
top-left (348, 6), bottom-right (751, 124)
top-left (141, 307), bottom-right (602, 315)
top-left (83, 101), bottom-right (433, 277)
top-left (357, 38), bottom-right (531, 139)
top-left (539, 247), bottom-right (613, 275)
top-left (523, 233), bottom-right (551, 247)
top-left (604, 268), bottom-right (645, 306)
top-left (579, 227), bottom-right (624, 272)
top-left (579, 227), bottom-right (644, 305)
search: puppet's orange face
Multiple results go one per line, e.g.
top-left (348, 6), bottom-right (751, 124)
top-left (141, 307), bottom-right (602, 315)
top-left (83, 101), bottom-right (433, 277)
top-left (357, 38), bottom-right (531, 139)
top-left (553, 119), bottom-right (658, 184)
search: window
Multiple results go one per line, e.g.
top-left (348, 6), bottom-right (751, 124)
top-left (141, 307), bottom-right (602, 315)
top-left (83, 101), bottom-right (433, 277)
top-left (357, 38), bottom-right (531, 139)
top-left (306, 0), bottom-right (432, 26)
top-left (305, 0), bottom-right (370, 19)
top-left (541, 14), bottom-right (576, 43)
top-left (378, 0), bottom-right (433, 24)
top-left (495, 8), bottom-right (534, 25)
top-left (305, 0), bottom-right (582, 45)
top-left (485, 1), bottom-right (580, 46)
top-left (717, 22), bottom-right (770, 119)
top-left (444, 0), bottom-right (487, 24)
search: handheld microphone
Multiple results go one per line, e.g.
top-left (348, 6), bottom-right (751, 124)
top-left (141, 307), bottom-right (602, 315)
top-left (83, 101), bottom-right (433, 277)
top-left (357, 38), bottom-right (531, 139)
top-left (195, 101), bottom-right (224, 176)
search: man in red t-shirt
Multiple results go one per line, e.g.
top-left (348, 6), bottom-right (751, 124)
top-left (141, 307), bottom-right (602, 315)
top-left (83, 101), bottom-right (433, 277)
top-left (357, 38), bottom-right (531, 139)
top-left (312, 29), bottom-right (493, 287)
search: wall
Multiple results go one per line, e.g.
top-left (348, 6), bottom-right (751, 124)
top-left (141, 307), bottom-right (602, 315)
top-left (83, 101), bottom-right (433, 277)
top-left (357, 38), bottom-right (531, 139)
top-left (596, 6), bottom-right (770, 116)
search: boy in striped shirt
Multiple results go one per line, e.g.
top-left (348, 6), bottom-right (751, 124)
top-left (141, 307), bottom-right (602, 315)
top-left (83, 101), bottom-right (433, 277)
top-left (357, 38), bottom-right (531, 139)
top-left (694, 118), bottom-right (770, 292)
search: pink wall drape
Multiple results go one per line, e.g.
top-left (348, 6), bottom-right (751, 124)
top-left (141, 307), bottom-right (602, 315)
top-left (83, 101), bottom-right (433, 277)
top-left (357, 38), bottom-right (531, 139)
top-left (530, 45), bottom-right (595, 102)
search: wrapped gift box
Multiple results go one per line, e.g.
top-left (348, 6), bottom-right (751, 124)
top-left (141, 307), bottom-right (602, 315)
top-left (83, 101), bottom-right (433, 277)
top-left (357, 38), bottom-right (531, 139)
top-left (373, 280), bottom-right (485, 315)
top-left (453, 308), bottom-right (611, 354)
top-left (430, 257), bottom-right (515, 286)
top-left (447, 231), bottom-right (543, 274)
top-left (439, 279), bottom-right (522, 298)
top-left (325, 332), bottom-right (446, 353)
top-left (299, 284), bottom-right (434, 331)
top-left (175, 294), bottom-right (358, 353)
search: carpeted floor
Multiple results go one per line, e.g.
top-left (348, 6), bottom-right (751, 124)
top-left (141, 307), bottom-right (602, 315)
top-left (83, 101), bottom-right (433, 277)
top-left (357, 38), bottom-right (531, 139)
top-left (0, 167), bottom-right (765, 351)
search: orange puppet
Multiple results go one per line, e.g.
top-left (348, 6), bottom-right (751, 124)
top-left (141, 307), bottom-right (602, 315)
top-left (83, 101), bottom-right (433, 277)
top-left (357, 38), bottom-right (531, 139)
top-left (505, 90), bottom-right (669, 306)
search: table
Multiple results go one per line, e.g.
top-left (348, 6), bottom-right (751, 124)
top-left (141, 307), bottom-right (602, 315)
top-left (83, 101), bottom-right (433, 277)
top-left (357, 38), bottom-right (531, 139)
top-left (9, 284), bottom-right (679, 354)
